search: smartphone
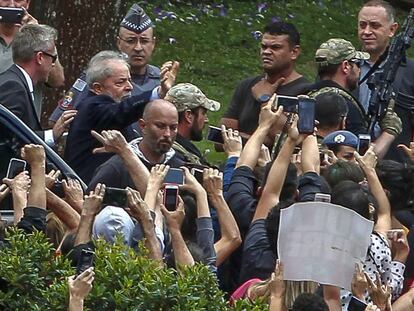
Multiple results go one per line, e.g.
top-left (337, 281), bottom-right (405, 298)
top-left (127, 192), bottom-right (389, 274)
top-left (6, 158), bottom-right (26, 179)
top-left (314, 193), bottom-right (331, 203)
top-left (164, 184), bottom-right (179, 211)
top-left (298, 97), bottom-right (316, 134)
top-left (357, 134), bottom-right (371, 155)
top-left (76, 248), bottom-right (95, 276)
top-left (348, 296), bottom-right (367, 311)
top-left (387, 229), bottom-right (404, 240)
top-left (191, 167), bottom-right (204, 184)
top-left (164, 168), bottom-right (184, 185)
top-left (0, 7), bottom-right (24, 24)
top-left (207, 126), bottom-right (224, 144)
top-left (319, 152), bottom-right (328, 164)
top-left (276, 95), bottom-right (298, 113)
top-left (102, 187), bottom-right (127, 208)
top-left (53, 181), bottom-right (65, 198)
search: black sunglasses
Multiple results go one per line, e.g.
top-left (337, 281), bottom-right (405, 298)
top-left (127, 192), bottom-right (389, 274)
top-left (36, 50), bottom-right (58, 64)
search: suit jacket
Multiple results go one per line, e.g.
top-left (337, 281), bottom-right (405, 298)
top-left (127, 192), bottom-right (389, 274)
top-left (0, 64), bottom-right (44, 138)
top-left (64, 90), bottom-right (153, 183)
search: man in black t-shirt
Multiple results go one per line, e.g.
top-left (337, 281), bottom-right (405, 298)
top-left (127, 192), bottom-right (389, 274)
top-left (220, 21), bottom-right (310, 141)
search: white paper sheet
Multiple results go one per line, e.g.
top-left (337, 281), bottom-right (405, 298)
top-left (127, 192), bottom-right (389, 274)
top-left (277, 202), bottom-right (374, 290)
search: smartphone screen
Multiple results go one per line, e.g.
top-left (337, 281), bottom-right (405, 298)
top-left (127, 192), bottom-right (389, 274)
top-left (298, 97), bottom-right (316, 134)
top-left (357, 134), bottom-right (371, 155)
top-left (207, 126), bottom-right (224, 144)
top-left (276, 95), bottom-right (298, 113)
top-left (0, 7), bottom-right (24, 24)
top-left (6, 158), bottom-right (26, 179)
top-left (191, 168), bottom-right (204, 184)
top-left (164, 185), bottom-right (178, 211)
top-left (164, 168), bottom-right (184, 185)
top-left (76, 248), bottom-right (95, 276)
top-left (348, 296), bottom-right (367, 311)
top-left (102, 187), bottom-right (127, 208)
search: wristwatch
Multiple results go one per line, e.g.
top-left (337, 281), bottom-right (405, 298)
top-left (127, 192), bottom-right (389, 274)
top-left (257, 94), bottom-right (271, 104)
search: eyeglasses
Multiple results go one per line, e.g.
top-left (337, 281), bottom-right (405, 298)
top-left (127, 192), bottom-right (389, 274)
top-left (36, 51), bottom-right (58, 64)
top-left (118, 36), bottom-right (153, 47)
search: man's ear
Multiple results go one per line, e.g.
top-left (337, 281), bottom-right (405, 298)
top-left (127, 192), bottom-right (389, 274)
top-left (138, 119), bottom-right (145, 131)
top-left (291, 45), bottom-right (301, 61)
top-left (184, 110), bottom-right (194, 124)
top-left (91, 82), bottom-right (103, 95)
top-left (341, 60), bottom-right (351, 75)
top-left (389, 22), bottom-right (398, 38)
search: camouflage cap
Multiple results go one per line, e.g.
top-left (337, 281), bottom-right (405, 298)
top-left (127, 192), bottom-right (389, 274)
top-left (315, 38), bottom-right (370, 67)
top-left (165, 83), bottom-right (221, 112)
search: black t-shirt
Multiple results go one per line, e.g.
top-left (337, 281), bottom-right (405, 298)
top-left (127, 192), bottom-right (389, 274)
top-left (223, 75), bottom-right (311, 134)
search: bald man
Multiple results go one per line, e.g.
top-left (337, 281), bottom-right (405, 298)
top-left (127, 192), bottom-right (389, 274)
top-left (87, 99), bottom-right (184, 190)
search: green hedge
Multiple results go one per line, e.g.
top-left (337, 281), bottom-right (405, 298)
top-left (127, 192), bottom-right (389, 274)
top-left (0, 229), bottom-right (267, 310)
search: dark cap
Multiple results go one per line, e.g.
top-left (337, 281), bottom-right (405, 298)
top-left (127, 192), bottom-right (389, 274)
top-left (322, 130), bottom-right (358, 149)
top-left (120, 4), bottom-right (153, 33)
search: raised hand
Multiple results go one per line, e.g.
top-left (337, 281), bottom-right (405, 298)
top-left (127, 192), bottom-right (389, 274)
top-left (365, 272), bottom-right (391, 311)
top-left (160, 196), bottom-right (185, 230)
top-left (179, 166), bottom-right (204, 194)
top-left (147, 164), bottom-right (170, 191)
top-left (63, 179), bottom-right (84, 211)
top-left (52, 110), bottom-right (77, 141)
top-left (45, 169), bottom-right (60, 189)
top-left (221, 125), bottom-right (242, 158)
top-left (398, 142), bottom-right (414, 163)
top-left (21, 144), bottom-right (45, 165)
top-left (354, 145), bottom-right (377, 171)
top-left (258, 95), bottom-right (283, 129)
top-left (68, 267), bottom-right (94, 300)
top-left (3, 171), bottom-right (30, 193)
top-left (91, 130), bottom-right (129, 154)
top-left (159, 60), bottom-right (180, 98)
top-left (351, 263), bottom-right (368, 300)
top-left (82, 183), bottom-right (105, 216)
top-left (203, 168), bottom-right (223, 198)
top-left (269, 260), bottom-right (285, 299)
top-left (126, 188), bottom-right (151, 222)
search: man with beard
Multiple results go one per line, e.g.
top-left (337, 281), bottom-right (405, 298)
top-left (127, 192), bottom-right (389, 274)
top-left (165, 83), bottom-right (220, 166)
top-left (220, 21), bottom-right (310, 144)
top-left (87, 99), bottom-right (183, 190)
top-left (64, 51), bottom-right (178, 183)
top-left (308, 38), bottom-right (402, 159)
top-left (356, 0), bottom-right (414, 162)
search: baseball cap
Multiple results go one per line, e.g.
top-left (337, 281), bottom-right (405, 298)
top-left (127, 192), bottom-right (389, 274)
top-left (322, 130), bottom-right (359, 149)
top-left (120, 4), bottom-right (153, 33)
top-left (315, 38), bottom-right (370, 67)
top-left (165, 83), bottom-right (221, 112)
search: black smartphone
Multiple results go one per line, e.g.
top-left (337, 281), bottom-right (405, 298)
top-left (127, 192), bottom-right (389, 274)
top-left (357, 134), bottom-right (371, 155)
top-left (164, 168), bottom-right (184, 185)
top-left (276, 95), bottom-right (298, 113)
top-left (298, 97), bottom-right (316, 134)
top-left (0, 7), bottom-right (24, 24)
top-left (6, 158), bottom-right (26, 179)
top-left (191, 167), bottom-right (204, 184)
top-left (164, 184), bottom-right (178, 211)
top-left (76, 248), bottom-right (95, 276)
top-left (207, 126), bottom-right (224, 144)
top-left (53, 181), bottom-right (65, 198)
top-left (102, 187), bottom-right (127, 208)
top-left (348, 296), bottom-right (367, 311)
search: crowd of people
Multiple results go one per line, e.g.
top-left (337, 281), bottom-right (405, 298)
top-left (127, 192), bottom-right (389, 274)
top-left (0, 0), bottom-right (414, 310)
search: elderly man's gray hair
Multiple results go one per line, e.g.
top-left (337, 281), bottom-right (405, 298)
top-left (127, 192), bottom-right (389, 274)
top-left (12, 24), bottom-right (57, 63)
top-left (85, 51), bottom-right (129, 88)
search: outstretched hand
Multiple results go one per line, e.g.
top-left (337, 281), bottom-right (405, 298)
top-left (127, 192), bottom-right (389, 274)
top-left (68, 267), bottom-right (94, 300)
top-left (159, 60), bottom-right (180, 98)
top-left (91, 130), bottom-right (129, 154)
top-left (354, 145), bottom-right (377, 171)
top-left (82, 183), bottom-right (105, 216)
top-left (398, 142), bottom-right (414, 163)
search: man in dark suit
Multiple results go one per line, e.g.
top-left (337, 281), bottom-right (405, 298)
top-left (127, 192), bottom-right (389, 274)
top-left (0, 24), bottom-right (74, 145)
top-left (64, 50), bottom-right (178, 183)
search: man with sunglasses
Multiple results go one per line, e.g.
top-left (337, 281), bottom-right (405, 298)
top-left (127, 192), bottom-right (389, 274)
top-left (0, 24), bottom-right (68, 144)
top-left (307, 38), bottom-right (402, 159)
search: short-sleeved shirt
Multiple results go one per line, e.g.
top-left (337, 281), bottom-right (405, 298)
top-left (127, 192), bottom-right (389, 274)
top-left (223, 75), bottom-right (311, 134)
top-left (239, 219), bottom-right (276, 284)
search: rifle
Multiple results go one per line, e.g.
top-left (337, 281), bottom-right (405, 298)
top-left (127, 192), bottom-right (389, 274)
top-left (366, 8), bottom-right (414, 135)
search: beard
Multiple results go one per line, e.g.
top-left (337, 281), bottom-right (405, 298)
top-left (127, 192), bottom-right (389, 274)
top-left (190, 125), bottom-right (203, 141)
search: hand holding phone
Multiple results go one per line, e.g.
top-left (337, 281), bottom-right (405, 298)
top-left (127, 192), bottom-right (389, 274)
top-left (6, 158), bottom-right (26, 179)
top-left (0, 7), bottom-right (24, 24)
top-left (76, 248), bottom-right (95, 276)
top-left (386, 229), bottom-right (404, 240)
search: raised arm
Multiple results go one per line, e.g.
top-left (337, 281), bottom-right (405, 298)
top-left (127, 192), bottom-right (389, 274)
top-left (92, 130), bottom-right (149, 195)
top-left (236, 97), bottom-right (282, 170)
top-left (126, 188), bottom-right (163, 265)
top-left (74, 184), bottom-right (105, 247)
top-left (354, 146), bottom-right (391, 234)
top-left (203, 168), bottom-right (241, 266)
top-left (3, 172), bottom-right (30, 224)
top-left (161, 199), bottom-right (194, 268)
top-left (253, 115), bottom-right (300, 221)
top-left (46, 189), bottom-right (81, 231)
